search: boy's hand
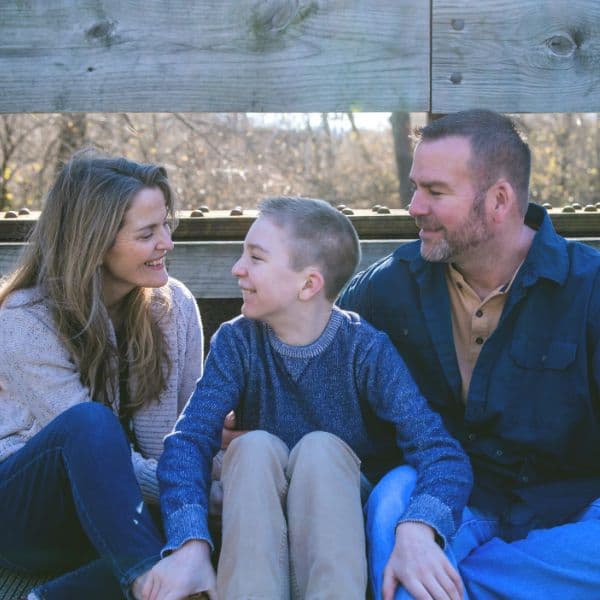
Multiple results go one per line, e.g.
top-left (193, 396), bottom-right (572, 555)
top-left (133, 540), bottom-right (218, 600)
top-left (220, 411), bottom-right (248, 449)
top-left (382, 522), bottom-right (464, 600)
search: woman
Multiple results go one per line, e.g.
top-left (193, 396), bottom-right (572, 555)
top-left (0, 151), bottom-right (203, 599)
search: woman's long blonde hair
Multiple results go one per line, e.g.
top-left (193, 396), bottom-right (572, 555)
top-left (0, 150), bottom-right (177, 411)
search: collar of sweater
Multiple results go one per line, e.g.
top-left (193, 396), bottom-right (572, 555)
top-left (265, 307), bottom-right (345, 359)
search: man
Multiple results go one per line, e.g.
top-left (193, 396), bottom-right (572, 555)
top-left (339, 109), bottom-right (600, 599)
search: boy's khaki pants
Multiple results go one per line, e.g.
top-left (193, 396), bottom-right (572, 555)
top-left (217, 430), bottom-right (367, 600)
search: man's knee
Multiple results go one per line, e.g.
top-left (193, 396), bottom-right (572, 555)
top-left (366, 465), bottom-right (417, 524)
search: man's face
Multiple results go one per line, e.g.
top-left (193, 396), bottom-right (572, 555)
top-left (408, 136), bottom-right (491, 263)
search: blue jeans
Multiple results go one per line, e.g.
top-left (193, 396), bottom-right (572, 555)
top-left (366, 465), bottom-right (600, 600)
top-left (0, 403), bottom-right (164, 599)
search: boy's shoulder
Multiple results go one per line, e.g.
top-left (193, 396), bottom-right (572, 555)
top-left (213, 314), bottom-right (264, 344)
top-left (334, 306), bottom-right (391, 345)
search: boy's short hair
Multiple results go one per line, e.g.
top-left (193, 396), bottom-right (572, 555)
top-left (258, 196), bottom-right (361, 301)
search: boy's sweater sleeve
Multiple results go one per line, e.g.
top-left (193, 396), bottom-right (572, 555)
top-left (157, 322), bottom-right (246, 554)
top-left (359, 332), bottom-right (473, 546)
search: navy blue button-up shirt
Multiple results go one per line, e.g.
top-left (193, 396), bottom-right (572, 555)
top-left (339, 204), bottom-right (600, 526)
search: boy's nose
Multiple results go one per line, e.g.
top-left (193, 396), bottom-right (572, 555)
top-left (231, 257), bottom-right (245, 277)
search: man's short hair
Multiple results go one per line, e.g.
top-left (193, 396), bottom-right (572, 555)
top-left (417, 110), bottom-right (531, 215)
top-left (258, 196), bottom-right (361, 300)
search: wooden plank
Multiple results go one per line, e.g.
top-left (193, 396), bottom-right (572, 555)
top-left (3, 238), bottom-right (600, 299)
top-left (0, 0), bottom-right (429, 113)
top-left (0, 240), bottom-right (402, 298)
top-left (4, 208), bottom-right (600, 242)
top-left (432, 0), bottom-right (600, 112)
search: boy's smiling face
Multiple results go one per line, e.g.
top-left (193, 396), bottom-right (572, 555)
top-left (232, 216), bottom-right (308, 326)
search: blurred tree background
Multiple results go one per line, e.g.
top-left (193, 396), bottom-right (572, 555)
top-left (1, 112), bottom-right (598, 212)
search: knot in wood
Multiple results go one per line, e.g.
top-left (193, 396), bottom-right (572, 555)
top-left (85, 19), bottom-right (117, 46)
top-left (252, 0), bottom-right (300, 33)
top-left (546, 34), bottom-right (576, 57)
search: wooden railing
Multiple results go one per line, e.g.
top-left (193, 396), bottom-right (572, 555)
top-left (3, 207), bottom-right (600, 299)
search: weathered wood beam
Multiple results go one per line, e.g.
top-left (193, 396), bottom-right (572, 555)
top-left (3, 237), bottom-right (600, 299)
top-left (0, 1), bottom-right (429, 113)
top-left (3, 208), bottom-right (600, 242)
top-left (432, 0), bottom-right (600, 113)
top-left (0, 240), bottom-right (402, 298)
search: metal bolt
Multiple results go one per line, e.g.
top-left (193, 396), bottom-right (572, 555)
top-left (451, 18), bottom-right (465, 31)
top-left (450, 72), bottom-right (463, 85)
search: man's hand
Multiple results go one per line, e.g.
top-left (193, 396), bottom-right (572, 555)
top-left (382, 522), bottom-right (464, 600)
top-left (133, 540), bottom-right (218, 600)
top-left (220, 411), bottom-right (247, 450)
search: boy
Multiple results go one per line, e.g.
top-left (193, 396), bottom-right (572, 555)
top-left (149, 197), bottom-right (472, 600)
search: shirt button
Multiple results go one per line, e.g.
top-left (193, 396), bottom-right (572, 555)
top-left (475, 337), bottom-right (484, 345)
top-left (521, 475), bottom-right (529, 483)
top-left (468, 433), bottom-right (476, 441)
top-left (475, 309), bottom-right (483, 317)
top-left (495, 449), bottom-right (503, 456)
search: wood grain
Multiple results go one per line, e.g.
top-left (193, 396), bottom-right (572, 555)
top-left (0, 0), bottom-right (428, 112)
top-left (432, 0), bottom-right (600, 112)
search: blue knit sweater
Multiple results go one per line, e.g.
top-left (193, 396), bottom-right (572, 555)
top-left (158, 307), bottom-right (472, 552)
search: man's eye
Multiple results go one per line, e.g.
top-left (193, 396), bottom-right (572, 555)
top-left (140, 233), bottom-right (153, 240)
top-left (251, 255), bottom-right (263, 261)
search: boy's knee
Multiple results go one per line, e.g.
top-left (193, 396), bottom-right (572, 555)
top-left (290, 431), bottom-right (360, 474)
top-left (223, 430), bottom-right (289, 471)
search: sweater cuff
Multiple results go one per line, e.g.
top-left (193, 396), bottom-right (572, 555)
top-left (132, 454), bottom-right (160, 504)
top-left (162, 504), bottom-right (213, 557)
top-left (397, 493), bottom-right (455, 548)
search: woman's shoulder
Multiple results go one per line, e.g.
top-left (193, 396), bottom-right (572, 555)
top-left (153, 277), bottom-right (196, 308)
top-left (0, 287), bottom-right (61, 356)
top-left (0, 286), bottom-right (52, 327)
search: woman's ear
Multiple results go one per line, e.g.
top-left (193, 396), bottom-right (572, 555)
top-left (299, 269), bottom-right (325, 301)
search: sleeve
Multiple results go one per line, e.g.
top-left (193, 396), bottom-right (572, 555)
top-left (0, 305), bottom-right (95, 426)
top-left (131, 452), bottom-right (159, 503)
top-left (358, 333), bottom-right (473, 546)
top-left (175, 282), bottom-right (204, 413)
top-left (157, 322), bottom-right (248, 554)
top-left (337, 267), bottom-right (373, 321)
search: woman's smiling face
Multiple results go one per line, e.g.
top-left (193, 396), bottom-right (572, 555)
top-left (102, 186), bottom-right (174, 307)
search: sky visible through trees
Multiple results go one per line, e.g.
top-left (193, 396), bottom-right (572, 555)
top-left (1, 113), bottom-right (598, 213)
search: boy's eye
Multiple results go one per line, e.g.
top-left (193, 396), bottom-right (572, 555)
top-left (251, 255), bottom-right (263, 262)
top-left (140, 232), bottom-right (153, 240)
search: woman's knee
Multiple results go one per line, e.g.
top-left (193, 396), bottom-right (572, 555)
top-left (54, 402), bottom-right (127, 452)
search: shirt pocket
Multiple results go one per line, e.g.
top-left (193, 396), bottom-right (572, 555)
top-left (510, 338), bottom-right (577, 371)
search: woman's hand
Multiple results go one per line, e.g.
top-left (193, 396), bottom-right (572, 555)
top-left (133, 540), bottom-right (218, 600)
top-left (220, 411), bottom-right (248, 450)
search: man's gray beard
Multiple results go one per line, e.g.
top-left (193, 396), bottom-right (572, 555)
top-left (420, 239), bottom-right (453, 262)
top-left (419, 190), bottom-right (489, 263)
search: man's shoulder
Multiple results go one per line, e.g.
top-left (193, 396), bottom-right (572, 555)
top-left (345, 241), bottom-right (421, 292)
